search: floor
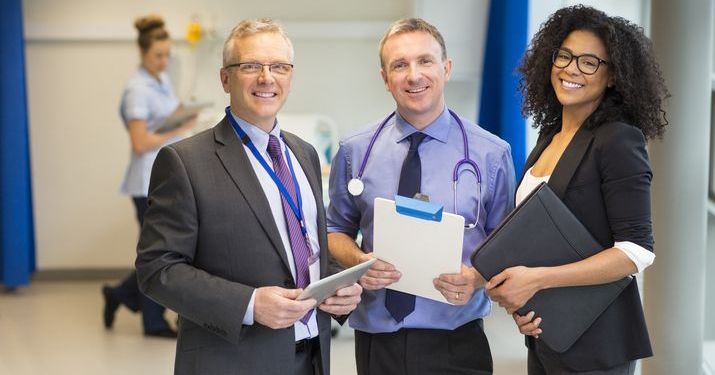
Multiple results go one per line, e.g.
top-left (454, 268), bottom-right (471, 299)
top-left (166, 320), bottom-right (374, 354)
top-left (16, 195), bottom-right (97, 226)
top-left (0, 280), bottom-right (527, 374)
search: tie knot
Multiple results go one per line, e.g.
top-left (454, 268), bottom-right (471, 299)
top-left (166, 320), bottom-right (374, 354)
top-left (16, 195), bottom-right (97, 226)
top-left (408, 132), bottom-right (427, 151)
top-left (266, 135), bottom-right (283, 162)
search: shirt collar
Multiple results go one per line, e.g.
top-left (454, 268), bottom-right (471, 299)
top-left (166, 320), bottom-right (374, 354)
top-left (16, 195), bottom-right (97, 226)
top-left (138, 66), bottom-right (169, 90)
top-left (393, 107), bottom-right (452, 144)
top-left (229, 110), bottom-right (281, 153)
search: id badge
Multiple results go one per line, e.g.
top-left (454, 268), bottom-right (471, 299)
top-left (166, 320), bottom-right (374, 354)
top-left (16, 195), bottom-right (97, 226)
top-left (305, 234), bottom-right (320, 265)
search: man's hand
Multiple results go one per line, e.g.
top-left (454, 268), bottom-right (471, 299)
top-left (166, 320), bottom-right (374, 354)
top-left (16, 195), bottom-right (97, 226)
top-left (433, 265), bottom-right (485, 305)
top-left (318, 283), bottom-right (363, 315)
top-left (358, 253), bottom-right (401, 290)
top-left (485, 266), bottom-right (543, 314)
top-left (254, 286), bottom-right (316, 329)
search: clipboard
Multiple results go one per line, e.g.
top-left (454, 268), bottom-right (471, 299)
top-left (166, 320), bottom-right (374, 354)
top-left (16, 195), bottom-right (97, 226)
top-left (373, 196), bottom-right (464, 304)
top-left (155, 101), bottom-right (212, 133)
top-left (470, 182), bottom-right (632, 352)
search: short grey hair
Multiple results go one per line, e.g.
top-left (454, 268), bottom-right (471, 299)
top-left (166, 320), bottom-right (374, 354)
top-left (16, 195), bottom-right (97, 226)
top-left (379, 18), bottom-right (447, 68)
top-left (222, 18), bottom-right (294, 66)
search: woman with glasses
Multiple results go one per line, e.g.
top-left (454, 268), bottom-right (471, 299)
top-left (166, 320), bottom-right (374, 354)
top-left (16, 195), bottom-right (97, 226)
top-left (485, 5), bottom-right (668, 374)
top-left (101, 14), bottom-right (194, 338)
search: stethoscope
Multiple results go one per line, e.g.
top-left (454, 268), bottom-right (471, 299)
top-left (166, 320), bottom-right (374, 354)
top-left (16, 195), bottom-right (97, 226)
top-left (347, 109), bottom-right (483, 229)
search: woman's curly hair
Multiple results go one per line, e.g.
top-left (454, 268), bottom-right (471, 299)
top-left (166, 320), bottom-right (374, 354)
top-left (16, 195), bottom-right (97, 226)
top-left (518, 5), bottom-right (669, 139)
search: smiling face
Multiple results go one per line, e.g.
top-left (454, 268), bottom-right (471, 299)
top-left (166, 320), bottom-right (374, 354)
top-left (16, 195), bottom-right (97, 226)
top-left (220, 32), bottom-right (292, 131)
top-left (551, 30), bottom-right (613, 119)
top-left (380, 31), bottom-right (452, 128)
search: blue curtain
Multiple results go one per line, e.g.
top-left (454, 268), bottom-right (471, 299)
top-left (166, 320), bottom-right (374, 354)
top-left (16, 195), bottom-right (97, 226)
top-left (478, 0), bottom-right (528, 178)
top-left (1, 0), bottom-right (35, 288)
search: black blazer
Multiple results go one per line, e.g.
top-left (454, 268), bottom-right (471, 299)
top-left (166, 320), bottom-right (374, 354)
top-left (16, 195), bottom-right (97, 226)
top-left (523, 121), bottom-right (653, 371)
top-left (136, 117), bottom-right (334, 375)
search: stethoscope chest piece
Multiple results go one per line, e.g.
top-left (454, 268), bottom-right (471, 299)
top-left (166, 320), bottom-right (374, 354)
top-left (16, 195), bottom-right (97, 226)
top-left (347, 178), bottom-right (364, 196)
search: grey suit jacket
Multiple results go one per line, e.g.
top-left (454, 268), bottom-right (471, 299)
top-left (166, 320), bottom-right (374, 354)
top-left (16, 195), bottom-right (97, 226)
top-left (136, 116), bottom-right (332, 374)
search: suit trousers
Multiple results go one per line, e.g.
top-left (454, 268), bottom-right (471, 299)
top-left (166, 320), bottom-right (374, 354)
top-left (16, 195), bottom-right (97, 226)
top-left (294, 337), bottom-right (322, 375)
top-left (355, 318), bottom-right (492, 375)
top-left (110, 197), bottom-right (169, 332)
top-left (528, 340), bottom-right (636, 375)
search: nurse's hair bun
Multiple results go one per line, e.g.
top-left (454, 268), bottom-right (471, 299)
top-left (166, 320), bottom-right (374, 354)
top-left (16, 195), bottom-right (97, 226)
top-left (134, 14), bottom-right (165, 34)
top-left (134, 14), bottom-right (169, 51)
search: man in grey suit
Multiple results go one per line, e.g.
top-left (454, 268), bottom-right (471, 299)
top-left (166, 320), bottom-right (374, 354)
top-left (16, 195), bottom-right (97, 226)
top-left (136, 18), bottom-right (362, 375)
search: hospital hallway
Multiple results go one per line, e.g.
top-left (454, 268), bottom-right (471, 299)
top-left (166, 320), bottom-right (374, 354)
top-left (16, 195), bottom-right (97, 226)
top-left (0, 280), bottom-right (527, 374)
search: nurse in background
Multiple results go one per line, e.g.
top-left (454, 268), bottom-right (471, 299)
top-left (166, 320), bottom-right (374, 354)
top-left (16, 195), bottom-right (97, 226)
top-left (101, 14), bottom-right (194, 338)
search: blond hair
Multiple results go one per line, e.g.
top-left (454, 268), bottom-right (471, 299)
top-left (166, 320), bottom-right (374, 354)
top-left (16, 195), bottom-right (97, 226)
top-left (378, 18), bottom-right (447, 67)
top-left (222, 18), bottom-right (294, 66)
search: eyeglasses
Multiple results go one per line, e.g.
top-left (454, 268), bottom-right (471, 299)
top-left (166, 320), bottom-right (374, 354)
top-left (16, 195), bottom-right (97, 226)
top-left (224, 62), bottom-right (294, 75)
top-left (552, 49), bottom-right (608, 75)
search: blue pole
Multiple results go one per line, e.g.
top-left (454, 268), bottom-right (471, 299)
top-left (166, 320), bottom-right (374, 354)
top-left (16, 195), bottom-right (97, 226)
top-left (478, 0), bottom-right (528, 178)
top-left (0, 0), bottom-right (36, 287)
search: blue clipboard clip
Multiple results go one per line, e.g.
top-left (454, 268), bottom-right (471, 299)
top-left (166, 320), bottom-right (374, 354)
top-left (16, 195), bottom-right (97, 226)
top-left (394, 195), bottom-right (443, 222)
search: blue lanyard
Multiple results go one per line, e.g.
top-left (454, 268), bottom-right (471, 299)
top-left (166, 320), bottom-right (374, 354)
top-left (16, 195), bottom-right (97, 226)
top-left (225, 107), bottom-right (308, 236)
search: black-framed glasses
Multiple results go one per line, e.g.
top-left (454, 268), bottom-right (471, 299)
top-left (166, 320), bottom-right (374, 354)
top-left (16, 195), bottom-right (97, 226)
top-left (224, 62), bottom-right (294, 75)
top-left (552, 49), bottom-right (608, 75)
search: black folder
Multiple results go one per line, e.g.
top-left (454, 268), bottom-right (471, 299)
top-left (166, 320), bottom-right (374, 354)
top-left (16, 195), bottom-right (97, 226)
top-left (470, 182), bottom-right (632, 353)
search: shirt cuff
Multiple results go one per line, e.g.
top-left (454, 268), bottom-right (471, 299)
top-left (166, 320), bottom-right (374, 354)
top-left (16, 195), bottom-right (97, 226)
top-left (614, 241), bottom-right (655, 274)
top-left (242, 290), bottom-right (256, 325)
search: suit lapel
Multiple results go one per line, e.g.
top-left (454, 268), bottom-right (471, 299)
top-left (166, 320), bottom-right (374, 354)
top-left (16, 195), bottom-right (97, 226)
top-left (282, 132), bottom-right (329, 277)
top-left (213, 117), bottom-right (292, 272)
top-left (548, 125), bottom-right (594, 199)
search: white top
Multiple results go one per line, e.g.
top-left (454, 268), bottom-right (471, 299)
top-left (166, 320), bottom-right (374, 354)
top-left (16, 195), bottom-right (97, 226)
top-left (516, 167), bottom-right (550, 205)
top-left (518, 167), bottom-right (654, 274)
top-left (119, 67), bottom-right (181, 197)
top-left (231, 112), bottom-right (321, 341)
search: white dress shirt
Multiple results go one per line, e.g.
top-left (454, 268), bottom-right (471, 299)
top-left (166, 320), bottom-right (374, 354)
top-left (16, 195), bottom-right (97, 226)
top-left (231, 112), bottom-right (321, 341)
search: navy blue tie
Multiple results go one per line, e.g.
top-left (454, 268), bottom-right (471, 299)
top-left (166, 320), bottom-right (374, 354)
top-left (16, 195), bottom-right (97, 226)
top-left (385, 132), bottom-right (426, 322)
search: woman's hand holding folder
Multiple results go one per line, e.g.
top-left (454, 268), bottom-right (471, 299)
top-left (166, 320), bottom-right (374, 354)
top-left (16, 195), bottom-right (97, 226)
top-left (486, 266), bottom-right (546, 338)
top-left (513, 311), bottom-right (543, 338)
top-left (485, 265), bottom-right (545, 314)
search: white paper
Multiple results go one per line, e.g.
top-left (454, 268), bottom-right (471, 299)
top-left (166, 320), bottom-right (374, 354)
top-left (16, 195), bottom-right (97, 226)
top-left (372, 197), bottom-right (464, 304)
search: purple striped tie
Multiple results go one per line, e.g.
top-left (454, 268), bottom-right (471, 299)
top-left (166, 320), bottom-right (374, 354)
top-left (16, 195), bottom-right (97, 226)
top-left (266, 135), bottom-right (313, 324)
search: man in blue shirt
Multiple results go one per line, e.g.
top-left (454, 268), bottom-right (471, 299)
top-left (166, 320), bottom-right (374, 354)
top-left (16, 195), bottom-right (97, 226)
top-left (327, 18), bottom-right (515, 374)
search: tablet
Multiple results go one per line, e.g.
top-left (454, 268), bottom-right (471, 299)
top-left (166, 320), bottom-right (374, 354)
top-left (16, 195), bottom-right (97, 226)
top-left (155, 101), bottom-right (212, 133)
top-left (297, 258), bottom-right (376, 304)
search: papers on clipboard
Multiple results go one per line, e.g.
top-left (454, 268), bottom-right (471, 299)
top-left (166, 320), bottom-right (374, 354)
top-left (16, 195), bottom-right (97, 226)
top-left (155, 101), bottom-right (212, 133)
top-left (373, 196), bottom-right (464, 304)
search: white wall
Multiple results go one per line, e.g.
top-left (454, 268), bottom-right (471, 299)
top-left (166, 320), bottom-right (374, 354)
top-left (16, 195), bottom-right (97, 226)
top-left (23, 0), bottom-right (406, 269)
top-left (26, 40), bottom-right (141, 268)
top-left (24, 0), bottom-right (488, 269)
top-left (24, 0), bottom-right (650, 269)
